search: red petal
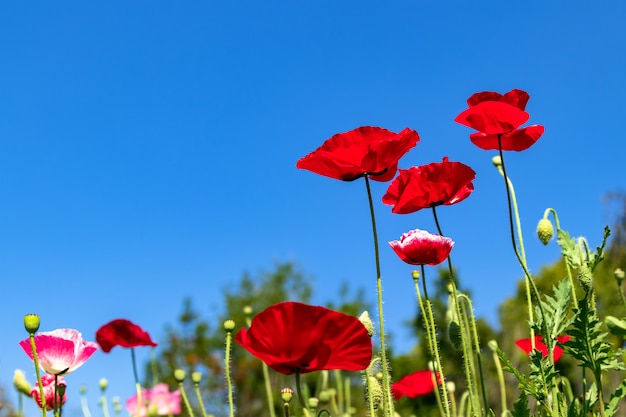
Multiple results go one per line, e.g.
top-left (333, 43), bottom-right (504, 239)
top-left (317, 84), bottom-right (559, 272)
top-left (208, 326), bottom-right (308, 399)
top-left (96, 319), bottom-right (157, 353)
top-left (469, 125), bottom-right (544, 152)
top-left (392, 370), bottom-right (441, 400)
top-left (235, 302), bottom-right (372, 375)
top-left (455, 101), bottom-right (529, 134)
top-left (296, 126), bottom-right (419, 182)
top-left (501, 89), bottom-right (530, 111)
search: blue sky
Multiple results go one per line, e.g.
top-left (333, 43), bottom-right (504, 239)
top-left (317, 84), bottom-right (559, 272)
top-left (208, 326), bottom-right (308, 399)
top-left (1, 1), bottom-right (625, 416)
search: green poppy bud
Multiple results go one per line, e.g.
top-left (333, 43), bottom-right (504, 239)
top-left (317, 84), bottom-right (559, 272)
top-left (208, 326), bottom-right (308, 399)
top-left (536, 218), bottom-right (555, 245)
top-left (366, 376), bottom-right (383, 409)
top-left (615, 268), bottom-right (625, 285)
top-left (174, 369), bottom-right (186, 382)
top-left (24, 314), bottom-right (40, 334)
top-left (13, 370), bottom-right (32, 396)
top-left (223, 320), bottom-right (235, 332)
top-left (280, 387), bottom-right (294, 403)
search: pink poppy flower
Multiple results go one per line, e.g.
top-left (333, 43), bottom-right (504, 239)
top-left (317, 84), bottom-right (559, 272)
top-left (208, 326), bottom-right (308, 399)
top-left (96, 319), bottom-right (157, 353)
top-left (31, 374), bottom-right (67, 410)
top-left (125, 384), bottom-right (181, 417)
top-left (19, 329), bottom-right (98, 375)
top-left (389, 229), bottom-right (454, 266)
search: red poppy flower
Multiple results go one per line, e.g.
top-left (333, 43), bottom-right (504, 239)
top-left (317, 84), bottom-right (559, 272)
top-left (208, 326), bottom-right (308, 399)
top-left (382, 157), bottom-right (476, 214)
top-left (455, 89), bottom-right (544, 151)
top-left (96, 319), bottom-right (157, 353)
top-left (515, 335), bottom-right (570, 362)
top-left (296, 126), bottom-right (420, 182)
top-left (392, 370), bottom-right (442, 400)
top-left (235, 301), bottom-right (372, 375)
top-left (389, 229), bottom-right (454, 266)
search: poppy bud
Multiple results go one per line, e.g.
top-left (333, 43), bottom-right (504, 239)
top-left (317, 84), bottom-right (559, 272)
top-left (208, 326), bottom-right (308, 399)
top-left (174, 369), bottom-right (186, 382)
top-left (366, 376), bottom-right (383, 408)
top-left (578, 264), bottom-right (593, 292)
top-left (112, 397), bottom-right (121, 414)
top-left (358, 311), bottom-right (374, 337)
top-left (536, 218), bottom-right (554, 245)
top-left (491, 156), bottom-right (502, 167)
top-left (308, 397), bottom-right (319, 408)
top-left (13, 370), bottom-right (32, 396)
top-left (446, 381), bottom-right (456, 394)
top-left (487, 340), bottom-right (499, 352)
top-left (99, 379), bottom-right (108, 391)
top-left (280, 387), bottom-right (294, 403)
top-left (243, 306), bottom-right (253, 315)
top-left (191, 372), bottom-right (202, 383)
top-left (23, 314), bottom-right (40, 334)
top-left (411, 270), bottom-right (420, 281)
top-left (615, 268), bottom-right (625, 285)
top-left (223, 320), bottom-right (235, 332)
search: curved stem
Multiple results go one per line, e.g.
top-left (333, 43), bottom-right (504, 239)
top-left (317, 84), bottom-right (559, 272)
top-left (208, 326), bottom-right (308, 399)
top-left (364, 175), bottom-right (394, 417)
top-left (225, 330), bottom-right (235, 417)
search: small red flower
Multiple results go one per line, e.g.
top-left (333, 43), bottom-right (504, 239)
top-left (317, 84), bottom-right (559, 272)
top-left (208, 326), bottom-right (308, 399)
top-left (392, 370), bottom-right (442, 400)
top-left (96, 319), bottom-right (157, 353)
top-left (235, 301), bottom-right (372, 375)
top-left (382, 157), bottom-right (476, 214)
top-left (389, 229), bottom-right (454, 266)
top-left (31, 374), bottom-right (67, 410)
top-left (296, 126), bottom-right (420, 182)
top-left (455, 89), bottom-right (544, 151)
top-left (515, 335), bottom-right (570, 362)
top-left (19, 329), bottom-right (99, 375)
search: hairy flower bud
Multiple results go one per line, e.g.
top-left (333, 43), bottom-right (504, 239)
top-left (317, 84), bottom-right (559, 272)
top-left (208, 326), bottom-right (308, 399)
top-left (578, 264), bottom-right (593, 292)
top-left (223, 320), bottom-right (235, 332)
top-left (536, 218), bottom-right (554, 245)
top-left (366, 376), bottom-right (383, 409)
top-left (615, 268), bottom-right (625, 285)
top-left (174, 369), bottom-right (186, 382)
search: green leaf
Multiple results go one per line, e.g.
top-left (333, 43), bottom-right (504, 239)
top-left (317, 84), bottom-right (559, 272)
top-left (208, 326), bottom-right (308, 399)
top-left (606, 378), bottom-right (626, 417)
top-left (510, 392), bottom-right (530, 417)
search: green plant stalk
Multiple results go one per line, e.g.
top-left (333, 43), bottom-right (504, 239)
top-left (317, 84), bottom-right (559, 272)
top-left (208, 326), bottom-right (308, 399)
top-left (18, 391), bottom-right (23, 417)
top-left (455, 293), bottom-right (479, 416)
top-left (496, 142), bottom-right (557, 413)
top-left (130, 348), bottom-right (143, 417)
top-left (80, 388), bottom-right (91, 417)
top-left (431, 206), bottom-right (486, 416)
top-left (544, 208), bottom-right (578, 308)
top-left (458, 294), bottom-right (488, 414)
top-left (224, 329), bottom-right (235, 417)
top-left (177, 381), bottom-right (195, 417)
top-left (99, 389), bottom-right (110, 417)
top-left (54, 374), bottom-right (61, 417)
top-left (246, 316), bottom-right (277, 417)
top-left (295, 370), bottom-right (308, 413)
top-left (150, 348), bottom-right (160, 387)
top-left (364, 365), bottom-right (377, 417)
top-left (333, 370), bottom-right (344, 415)
top-left (27, 334), bottom-right (46, 416)
top-left (344, 376), bottom-right (351, 415)
top-left (447, 384), bottom-right (457, 417)
top-left (414, 268), bottom-right (450, 417)
top-left (495, 161), bottom-right (535, 349)
top-left (490, 349), bottom-right (508, 414)
top-left (193, 380), bottom-right (209, 417)
top-left (364, 175), bottom-right (394, 417)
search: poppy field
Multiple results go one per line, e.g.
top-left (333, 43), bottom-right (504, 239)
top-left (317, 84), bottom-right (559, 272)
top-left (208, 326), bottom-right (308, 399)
top-left (13, 89), bottom-right (626, 417)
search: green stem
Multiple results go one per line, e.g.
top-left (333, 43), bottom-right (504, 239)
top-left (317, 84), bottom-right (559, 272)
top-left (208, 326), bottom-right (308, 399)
top-left (178, 381), bottom-right (195, 417)
top-left (491, 348), bottom-right (508, 414)
top-left (28, 333), bottom-right (46, 417)
top-left (365, 364), bottom-right (378, 417)
top-left (432, 206), bottom-right (486, 416)
top-left (364, 175), bottom-right (394, 417)
top-left (130, 349), bottom-right (142, 417)
top-left (295, 370), bottom-right (308, 412)
top-left (333, 370), bottom-right (344, 415)
top-left (458, 294), bottom-right (488, 414)
top-left (193, 380), bottom-right (209, 417)
top-left (225, 330), bottom-right (235, 417)
top-left (246, 316), bottom-right (277, 417)
top-left (414, 267), bottom-right (450, 417)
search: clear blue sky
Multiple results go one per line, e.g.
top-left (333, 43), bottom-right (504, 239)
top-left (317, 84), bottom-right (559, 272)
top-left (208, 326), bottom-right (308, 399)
top-left (1, 2), bottom-right (624, 416)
